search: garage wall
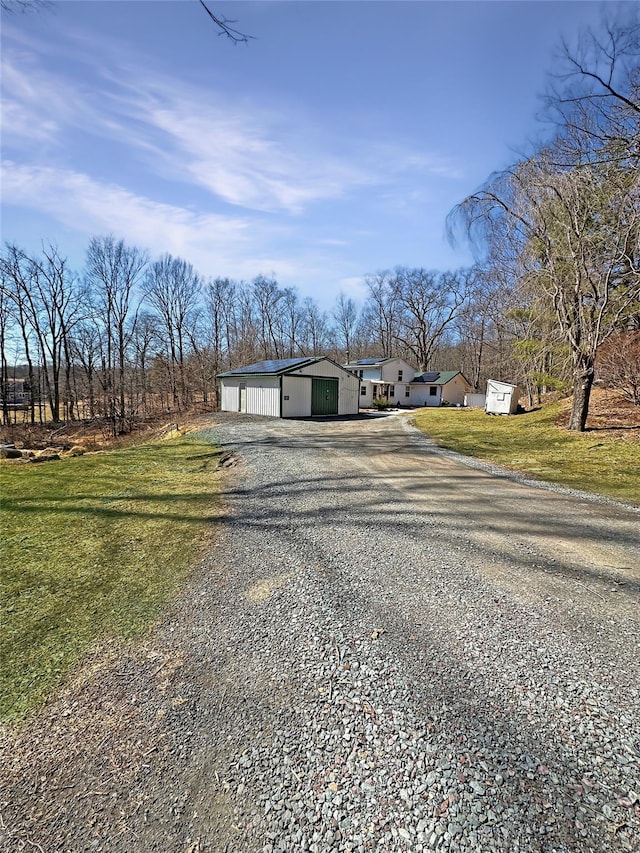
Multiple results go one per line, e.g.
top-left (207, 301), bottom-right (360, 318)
top-left (337, 375), bottom-right (360, 415)
top-left (290, 359), bottom-right (359, 415)
top-left (246, 377), bottom-right (280, 416)
top-left (220, 376), bottom-right (281, 416)
top-left (220, 379), bottom-right (240, 412)
top-left (282, 375), bottom-right (312, 417)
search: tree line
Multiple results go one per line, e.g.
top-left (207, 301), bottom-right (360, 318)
top-left (1, 8), bottom-right (638, 432)
top-left (0, 237), bottom-right (500, 431)
top-left (449, 7), bottom-right (640, 430)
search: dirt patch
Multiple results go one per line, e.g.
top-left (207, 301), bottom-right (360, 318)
top-left (0, 409), bottom-right (220, 456)
top-left (556, 388), bottom-right (640, 441)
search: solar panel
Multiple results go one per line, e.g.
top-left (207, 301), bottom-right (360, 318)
top-left (227, 357), bottom-right (314, 374)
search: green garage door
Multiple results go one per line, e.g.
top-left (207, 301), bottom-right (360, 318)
top-left (311, 378), bottom-right (338, 416)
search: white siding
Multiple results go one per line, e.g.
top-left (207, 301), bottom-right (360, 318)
top-left (292, 360), bottom-right (350, 380)
top-left (337, 373), bottom-right (360, 415)
top-left (282, 376), bottom-right (312, 417)
top-left (380, 359), bottom-right (416, 384)
top-left (411, 385), bottom-right (441, 407)
top-left (359, 380), bottom-right (373, 407)
top-left (246, 378), bottom-right (280, 417)
top-left (485, 380), bottom-right (520, 414)
top-left (220, 379), bottom-right (240, 412)
top-left (220, 376), bottom-right (280, 416)
top-left (361, 368), bottom-right (380, 381)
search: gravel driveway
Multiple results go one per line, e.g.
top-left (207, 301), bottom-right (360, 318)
top-left (1, 411), bottom-right (639, 853)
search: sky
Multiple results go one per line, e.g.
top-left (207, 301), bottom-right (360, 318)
top-left (0, 0), bottom-right (610, 309)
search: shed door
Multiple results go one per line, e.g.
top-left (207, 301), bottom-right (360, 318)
top-left (239, 382), bottom-right (247, 413)
top-left (311, 378), bottom-right (338, 416)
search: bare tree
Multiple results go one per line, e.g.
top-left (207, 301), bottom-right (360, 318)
top-left (301, 297), bottom-right (330, 355)
top-left (145, 253), bottom-right (202, 411)
top-left (544, 6), bottom-right (640, 167)
top-left (362, 272), bottom-right (400, 359)
top-left (251, 275), bottom-right (285, 360)
top-left (451, 153), bottom-right (640, 429)
top-left (331, 292), bottom-right (359, 361)
top-left (390, 267), bottom-right (471, 372)
top-left (1, 244), bottom-right (84, 422)
top-left (85, 235), bottom-right (147, 433)
top-left (198, 1), bottom-right (253, 44)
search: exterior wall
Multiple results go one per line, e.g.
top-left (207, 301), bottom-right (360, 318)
top-left (337, 374), bottom-right (360, 415)
top-left (360, 368), bottom-right (381, 381)
top-left (220, 376), bottom-right (281, 417)
top-left (291, 359), bottom-right (359, 415)
top-left (220, 378), bottom-right (240, 413)
top-left (359, 380), bottom-right (373, 407)
top-left (485, 380), bottom-right (520, 414)
top-left (281, 375), bottom-right (312, 417)
top-left (441, 376), bottom-right (473, 406)
top-left (380, 359), bottom-right (416, 385)
top-left (410, 385), bottom-right (442, 407)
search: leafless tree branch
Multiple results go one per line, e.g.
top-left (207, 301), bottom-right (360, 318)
top-left (199, 1), bottom-right (253, 44)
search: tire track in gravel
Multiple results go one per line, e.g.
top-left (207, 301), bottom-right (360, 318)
top-left (1, 412), bottom-right (638, 853)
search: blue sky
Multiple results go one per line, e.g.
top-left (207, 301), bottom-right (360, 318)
top-left (1, 0), bottom-right (607, 308)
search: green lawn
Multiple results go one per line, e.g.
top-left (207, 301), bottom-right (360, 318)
top-left (411, 403), bottom-right (640, 505)
top-left (0, 435), bottom-right (224, 721)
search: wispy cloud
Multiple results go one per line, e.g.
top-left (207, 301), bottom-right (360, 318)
top-left (1, 19), bottom-right (461, 217)
top-left (0, 160), bottom-right (349, 292)
top-left (1, 161), bottom-right (252, 270)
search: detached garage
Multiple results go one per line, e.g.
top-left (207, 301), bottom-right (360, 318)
top-left (218, 357), bottom-right (360, 418)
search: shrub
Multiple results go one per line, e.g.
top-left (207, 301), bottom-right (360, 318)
top-left (372, 396), bottom-right (390, 410)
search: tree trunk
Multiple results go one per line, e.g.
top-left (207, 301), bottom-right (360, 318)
top-left (568, 360), bottom-right (594, 431)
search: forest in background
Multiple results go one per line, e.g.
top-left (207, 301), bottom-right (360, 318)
top-left (1, 6), bottom-right (638, 432)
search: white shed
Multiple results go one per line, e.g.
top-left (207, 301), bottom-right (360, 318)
top-left (218, 357), bottom-right (360, 418)
top-left (485, 380), bottom-right (521, 415)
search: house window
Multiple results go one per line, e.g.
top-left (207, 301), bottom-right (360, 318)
top-left (360, 385), bottom-right (366, 396)
top-left (389, 385), bottom-right (395, 396)
top-left (373, 385), bottom-right (378, 399)
top-left (398, 370), bottom-right (403, 381)
top-left (358, 370), bottom-right (364, 378)
top-left (405, 387), bottom-right (410, 398)
top-left (429, 386), bottom-right (438, 396)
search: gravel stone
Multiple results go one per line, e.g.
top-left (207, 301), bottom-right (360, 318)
top-left (1, 411), bottom-right (639, 853)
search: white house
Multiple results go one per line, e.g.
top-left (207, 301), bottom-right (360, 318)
top-left (343, 357), bottom-right (417, 407)
top-left (485, 379), bottom-right (521, 414)
top-left (411, 371), bottom-right (475, 407)
top-left (218, 357), bottom-right (360, 418)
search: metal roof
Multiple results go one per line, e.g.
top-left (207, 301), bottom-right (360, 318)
top-left (218, 357), bottom-right (324, 377)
